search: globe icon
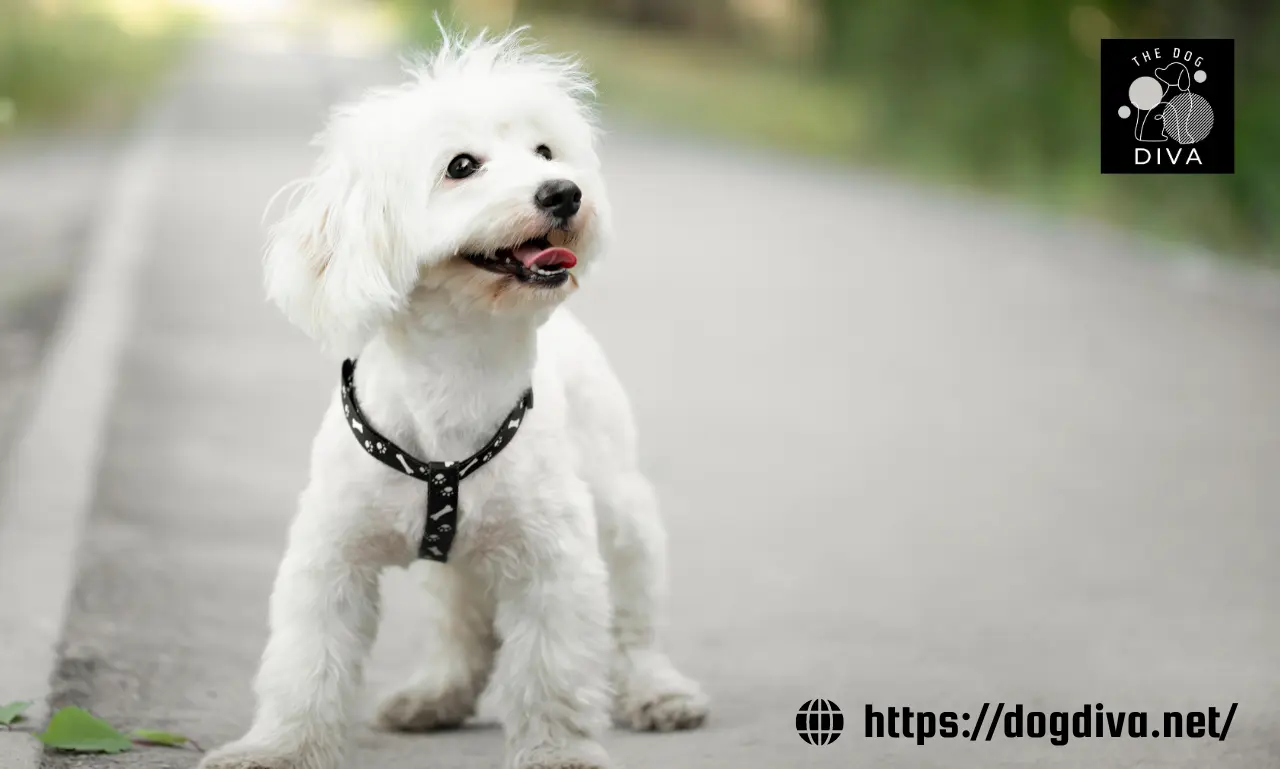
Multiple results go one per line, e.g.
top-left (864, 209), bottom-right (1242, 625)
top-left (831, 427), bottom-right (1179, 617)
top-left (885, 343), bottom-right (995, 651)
top-left (796, 699), bottom-right (843, 745)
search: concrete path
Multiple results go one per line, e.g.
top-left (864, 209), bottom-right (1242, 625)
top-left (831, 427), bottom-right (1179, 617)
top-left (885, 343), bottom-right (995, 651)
top-left (3, 17), bottom-right (1280, 769)
top-left (0, 138), bottom-right (116, 461)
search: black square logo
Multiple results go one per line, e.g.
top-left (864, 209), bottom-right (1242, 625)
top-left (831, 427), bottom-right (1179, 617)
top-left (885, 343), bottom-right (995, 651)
top-left (1100, 39), bottom-right (1234, 174)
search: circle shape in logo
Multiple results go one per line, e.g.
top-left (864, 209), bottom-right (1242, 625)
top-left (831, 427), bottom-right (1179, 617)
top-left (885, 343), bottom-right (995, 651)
top-left (796, 699), bottom-right (843, 745)
top-left (1194, 69), bottom-right (1207, 83)
top-left (1128, 76), bottom-right (1164, 110)
top-left (1162, 92), bottom-right (1213, 144)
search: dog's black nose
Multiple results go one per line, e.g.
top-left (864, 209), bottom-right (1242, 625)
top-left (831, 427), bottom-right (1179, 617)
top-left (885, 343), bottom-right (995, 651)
top-left (534, 179), bottom-right (582, 219)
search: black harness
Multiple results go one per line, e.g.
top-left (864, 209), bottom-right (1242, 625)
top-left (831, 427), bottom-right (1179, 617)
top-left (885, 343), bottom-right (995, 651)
top-left (340, 359), bottom-right (532, 562)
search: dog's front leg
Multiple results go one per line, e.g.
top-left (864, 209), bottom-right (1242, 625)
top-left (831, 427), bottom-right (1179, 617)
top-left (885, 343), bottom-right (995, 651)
top-left (598, 473), bottom-right (709, 732)
top-left (200, 519), bottom-right (383, 769)
top-left (485, 499), bottom-right (615, 769)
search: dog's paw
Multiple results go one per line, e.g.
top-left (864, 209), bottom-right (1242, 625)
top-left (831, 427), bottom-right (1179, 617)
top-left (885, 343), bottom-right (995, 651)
top-left (197, 739), bottom-right (336, 769)
top-left (198, 754), bottom-right (295, 769)
top-left (620, 685), bottom-right (709, 732)
top-left (616, 659), bottom-right (710, 733)
top-left (519, 761), bottom-right (614, 769)
top-left (375, 683), bottom-right (477, 732)
top-left (510, 738), bottom-right (614, 769)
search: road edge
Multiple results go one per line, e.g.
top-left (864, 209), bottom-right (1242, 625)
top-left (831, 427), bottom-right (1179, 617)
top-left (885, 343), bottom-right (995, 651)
top-left (0, 112), bottom-right (168, 765)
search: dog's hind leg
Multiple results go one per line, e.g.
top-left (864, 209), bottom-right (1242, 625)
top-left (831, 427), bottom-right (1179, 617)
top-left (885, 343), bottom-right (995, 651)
top-left (376, 563), bottom-right (496, 732)
top-left (596, 472), bottom-right (710, 732)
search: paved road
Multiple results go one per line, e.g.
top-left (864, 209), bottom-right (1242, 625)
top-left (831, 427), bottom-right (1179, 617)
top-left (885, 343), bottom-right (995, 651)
top-left (0, 139), bottom-right (115, 463)
top-left (5, 18), bottom-right (1280, 769)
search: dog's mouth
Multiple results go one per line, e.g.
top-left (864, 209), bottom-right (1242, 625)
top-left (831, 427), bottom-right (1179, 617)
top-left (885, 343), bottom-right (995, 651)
top-left (463, 231), bottom-right (578, 288)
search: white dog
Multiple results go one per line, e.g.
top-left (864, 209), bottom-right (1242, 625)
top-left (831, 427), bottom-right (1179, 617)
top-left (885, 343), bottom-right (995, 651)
top-left (199, 29), bottom-right (708, 769)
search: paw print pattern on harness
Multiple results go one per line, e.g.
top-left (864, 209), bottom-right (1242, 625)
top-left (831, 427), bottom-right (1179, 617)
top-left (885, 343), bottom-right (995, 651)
top-left (338, 357), bottom-right (533, 564)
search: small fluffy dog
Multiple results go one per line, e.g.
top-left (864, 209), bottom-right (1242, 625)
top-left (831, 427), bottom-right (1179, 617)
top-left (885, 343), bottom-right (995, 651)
top-left (199, 29), bottom-right (707, 769)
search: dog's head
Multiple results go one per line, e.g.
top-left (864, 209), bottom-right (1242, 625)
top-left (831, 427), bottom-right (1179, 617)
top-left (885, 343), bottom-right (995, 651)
top-left (264, 30), bottom-right (610, 355)
top-left (1154, 62), bottom-right (1191, 93)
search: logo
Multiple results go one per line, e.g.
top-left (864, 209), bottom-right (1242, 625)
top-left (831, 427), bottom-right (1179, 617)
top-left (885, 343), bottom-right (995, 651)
top-left (796, 699), bottom-right (843, 745)
top-left (1100, 38), bottom-right (1233, 174)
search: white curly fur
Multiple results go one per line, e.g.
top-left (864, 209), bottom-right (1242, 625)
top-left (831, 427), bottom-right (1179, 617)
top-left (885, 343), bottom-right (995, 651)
top-left (199, 28), bottom-right (707, 769)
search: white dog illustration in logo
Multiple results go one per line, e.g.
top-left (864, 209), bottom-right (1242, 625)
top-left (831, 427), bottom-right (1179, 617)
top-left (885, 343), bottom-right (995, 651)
top-left (1125, 61), bottom-right (1213, 144)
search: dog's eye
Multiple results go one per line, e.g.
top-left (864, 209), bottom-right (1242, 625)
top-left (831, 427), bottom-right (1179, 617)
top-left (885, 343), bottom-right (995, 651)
top-left (446, 154), bottom-right (481, 180)
top-left (535, 144), bottom-right (553, 160)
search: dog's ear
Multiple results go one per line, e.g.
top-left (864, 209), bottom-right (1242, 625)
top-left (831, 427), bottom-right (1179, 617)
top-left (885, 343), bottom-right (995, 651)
top-left (263, 141), bottom-right (418, 357)
top-left (1177, 65), bottom-right (1191, 92)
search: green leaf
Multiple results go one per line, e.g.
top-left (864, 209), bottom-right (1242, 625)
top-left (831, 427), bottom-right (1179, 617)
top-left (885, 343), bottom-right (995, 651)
top-left (0, 700), bottom-right (33, 726)
top-left (37, 707), bottom-right (132, 754)
top-left (128, 728), bottom-right (192, 748)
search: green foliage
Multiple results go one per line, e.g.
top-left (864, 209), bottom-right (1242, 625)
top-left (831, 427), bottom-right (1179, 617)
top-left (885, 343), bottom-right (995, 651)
top-left (524, 17), bottom-right (862, 158)
top-left (0, 0), bottom-right (199, 131)
top-left (814, 0), bottom-right (1279, 260)
top-left (520, 0), bottom-right (734, 33)
top-left (382, 0), bottom-right (454, 47)
top-left (128, 727), bottom-right (198, 749)
top-left (37, 707), bottom-right (133, 754)
top-left (0, 700), bottom-right (33, 726)
top-left (6, 699), bottom-right (197, 753)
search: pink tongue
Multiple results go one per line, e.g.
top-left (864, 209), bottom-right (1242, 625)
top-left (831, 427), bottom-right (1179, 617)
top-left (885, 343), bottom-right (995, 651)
top-left (515, 244), bottom-right (577, 270)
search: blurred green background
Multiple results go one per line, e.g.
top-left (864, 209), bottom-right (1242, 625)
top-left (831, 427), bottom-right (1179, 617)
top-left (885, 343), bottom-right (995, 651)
top-left (2, 0), bottom-right (1276, 262)
top-left (0, 0), bottom-right (201, 129)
